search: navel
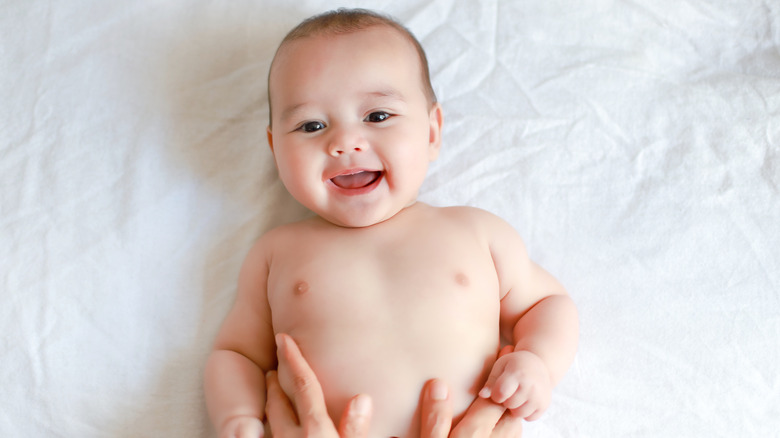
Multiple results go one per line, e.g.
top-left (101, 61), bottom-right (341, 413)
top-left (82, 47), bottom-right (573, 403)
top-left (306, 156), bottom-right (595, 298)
top-left (294, 280), bottom-right (310, 295)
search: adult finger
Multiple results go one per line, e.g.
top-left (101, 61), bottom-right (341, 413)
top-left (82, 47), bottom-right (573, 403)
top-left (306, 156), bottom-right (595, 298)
top-left (338, 393), bottom-right (373, 438)
top-left (265, 370), bottom-right (300, 432)
top-left (449, 396), bottom-right (506, 438)
top-left (419, 379), bottom-right (452, 438)
top-left (490, 411), bottom-right (524, 438)
top-left (276, 333), bottom-right (330, 426)
top-left (220, 416), bottom-right (265, 438)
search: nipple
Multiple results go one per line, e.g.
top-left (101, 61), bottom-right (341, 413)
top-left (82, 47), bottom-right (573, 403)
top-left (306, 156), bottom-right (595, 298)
top-left (294, 281), bottom-right (309, 295)
top-left (455, 272), bottom-right (470, 287)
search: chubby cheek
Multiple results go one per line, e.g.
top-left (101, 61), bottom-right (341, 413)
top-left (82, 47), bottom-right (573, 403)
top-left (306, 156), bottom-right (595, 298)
top-left (385, 159), bottom-right (428, 199)
top-left (387, 139), bottom-right (431, 188)
top-left (276, 152), bottom-right (318, 201)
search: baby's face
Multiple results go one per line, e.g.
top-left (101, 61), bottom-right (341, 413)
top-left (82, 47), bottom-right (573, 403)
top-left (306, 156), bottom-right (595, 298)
top-left (267, 26), bottom-right (442, 227)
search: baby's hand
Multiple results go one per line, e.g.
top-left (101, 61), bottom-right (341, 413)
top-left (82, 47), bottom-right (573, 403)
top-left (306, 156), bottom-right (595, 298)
top-left (219, 415), bottom-right (264, 438)
top-left (478, 350), bottom-right (552, 421)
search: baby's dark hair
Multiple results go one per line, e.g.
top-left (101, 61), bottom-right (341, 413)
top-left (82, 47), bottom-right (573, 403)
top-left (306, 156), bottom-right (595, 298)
top-left (267, 8), bottom-right (437, 125)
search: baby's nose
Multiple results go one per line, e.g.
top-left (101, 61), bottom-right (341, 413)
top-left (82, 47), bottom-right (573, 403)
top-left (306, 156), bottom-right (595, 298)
top-left (328, 128), bottom-right (368, 156)
top-left (329, 144), bottom-right (364, 156)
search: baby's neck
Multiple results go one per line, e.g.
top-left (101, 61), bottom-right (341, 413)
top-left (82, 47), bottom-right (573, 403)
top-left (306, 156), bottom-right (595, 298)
top-left (315, 201), bottom-right (427, 230)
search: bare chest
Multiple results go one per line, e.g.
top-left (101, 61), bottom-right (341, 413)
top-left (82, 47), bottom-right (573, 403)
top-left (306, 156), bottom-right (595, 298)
top-left (266, 225), bottom-right (500, 335)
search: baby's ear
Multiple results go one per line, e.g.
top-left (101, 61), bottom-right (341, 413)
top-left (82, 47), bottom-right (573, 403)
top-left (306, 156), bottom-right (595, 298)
top-left (267, 126), bottom-right (275, 155)
top-left (427, 103), bottom-right (443, 161)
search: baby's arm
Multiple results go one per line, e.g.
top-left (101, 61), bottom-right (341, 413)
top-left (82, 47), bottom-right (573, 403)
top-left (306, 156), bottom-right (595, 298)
top-left (205, 237), bottom-right (277, 437)
top-left (478, 212), bottom-right (579, 420)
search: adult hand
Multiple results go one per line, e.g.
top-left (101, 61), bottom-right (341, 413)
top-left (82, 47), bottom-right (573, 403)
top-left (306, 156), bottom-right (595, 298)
top-left (266, 334), bottom-right (522, 437)
top-left (265, 333), bottom-right (372, 437)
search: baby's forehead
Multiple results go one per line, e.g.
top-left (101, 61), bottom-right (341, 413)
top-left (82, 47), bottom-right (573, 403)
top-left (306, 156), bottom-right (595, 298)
top-left (279, 24), bottom-right (416, 59)
top-left (269, 25), bottom-right (422, 87)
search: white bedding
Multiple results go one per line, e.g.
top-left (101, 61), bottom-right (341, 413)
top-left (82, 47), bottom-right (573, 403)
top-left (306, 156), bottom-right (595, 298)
top-left (2, 0), bottom-right (778, 436)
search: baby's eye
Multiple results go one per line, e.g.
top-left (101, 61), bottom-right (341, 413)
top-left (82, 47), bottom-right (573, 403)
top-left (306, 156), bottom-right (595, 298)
top-left (365, 111), bottom-right (392, 123)
top-left (299, 121), bottom-right (325, 133)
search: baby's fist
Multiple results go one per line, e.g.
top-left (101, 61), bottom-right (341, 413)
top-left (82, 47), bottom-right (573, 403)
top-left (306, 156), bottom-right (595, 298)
top-left (479, 350), bottom-right (552, 420)
top-left (220, 415), bottom-right (264, 438)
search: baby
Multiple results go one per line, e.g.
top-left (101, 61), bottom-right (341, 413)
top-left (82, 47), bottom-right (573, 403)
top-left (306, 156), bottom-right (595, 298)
top-left (205, 8), bottom-right (578, 438)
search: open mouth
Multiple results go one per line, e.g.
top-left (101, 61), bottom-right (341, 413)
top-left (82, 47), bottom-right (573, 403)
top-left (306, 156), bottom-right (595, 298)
top-left (330, 170), bottom-right (382, 190)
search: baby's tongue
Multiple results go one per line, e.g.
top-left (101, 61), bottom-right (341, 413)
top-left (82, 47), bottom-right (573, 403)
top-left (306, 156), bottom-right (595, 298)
top-left (331, 171), bottom-right (379, 189)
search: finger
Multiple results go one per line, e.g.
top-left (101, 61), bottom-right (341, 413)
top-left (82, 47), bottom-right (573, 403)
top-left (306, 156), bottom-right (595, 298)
top-left (524, 408), bottom-right (543, 422)
top-left (450, 396), bottom-right (505, 438)
top-left (490, 411), bottom-right (523, 438)
top-left (500, 382), bottom-right (530, 410)
top-left (509, 399), bottom-right (537, 421)
top-left (220, 416), bottom-right (264, 438)
top-left (339, 394), bottom-right (373, 438)
top-left (276, 333), bottom-right (330, 424)
top-left (419, 379), bottom-right (452, 438)
top-left (265, 370), bottom-right (300, 431)
top-left (237, 419), bottom-right (264, 438)
top-left (479, 346), bottom-right (513, 399)
top-left (478, 362), bottom-right (503, 400)
top-left (488, 371), bottom-right (521, 404)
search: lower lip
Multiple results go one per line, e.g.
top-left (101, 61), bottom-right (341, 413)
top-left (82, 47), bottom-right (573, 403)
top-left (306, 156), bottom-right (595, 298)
top-left (327, 173), bottom-right (383, 196)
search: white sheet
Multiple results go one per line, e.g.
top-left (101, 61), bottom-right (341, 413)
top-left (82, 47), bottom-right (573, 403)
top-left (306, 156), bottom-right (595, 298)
top-left (2, 0), bottom-right (778, 436)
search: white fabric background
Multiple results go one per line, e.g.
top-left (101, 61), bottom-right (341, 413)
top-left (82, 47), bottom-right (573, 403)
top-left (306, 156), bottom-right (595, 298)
top-left (2, 0), bottom-right (778, 436)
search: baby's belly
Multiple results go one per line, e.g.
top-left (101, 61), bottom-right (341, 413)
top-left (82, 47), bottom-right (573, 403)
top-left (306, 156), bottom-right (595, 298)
top-left (276, 301), bottom-right (499, 437)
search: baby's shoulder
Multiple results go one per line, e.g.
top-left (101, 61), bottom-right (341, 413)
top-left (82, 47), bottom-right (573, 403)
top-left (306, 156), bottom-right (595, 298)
top-left (432, 205), bottom-right (523, 243)
top-left (241, 219), bottom-right (315, 261)
top-left (434, 204), bottom-right (509, 228)
top-left (256, 217), bottom-right (321, 246)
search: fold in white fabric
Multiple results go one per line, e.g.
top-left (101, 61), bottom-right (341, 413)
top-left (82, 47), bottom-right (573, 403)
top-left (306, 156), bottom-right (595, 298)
top-left (2, 0), bottom-right (778, 436)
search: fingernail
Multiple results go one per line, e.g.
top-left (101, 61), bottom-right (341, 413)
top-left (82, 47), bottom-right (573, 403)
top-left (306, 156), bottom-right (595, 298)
top-left (275, 333), bottom-right (285, 350)
top-left (430, 379), bottom-right (448, 401)
top-left (479, 387), bottom-right (491, 398)
top-left (353, 394), bottom-right (372, 416)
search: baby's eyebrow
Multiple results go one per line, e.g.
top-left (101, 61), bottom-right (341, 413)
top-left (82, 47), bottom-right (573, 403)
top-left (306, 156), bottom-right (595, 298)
top-left (364, 88), bottom-right (405, 102)
top-left (280, 103), bottom-right (307, 123)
